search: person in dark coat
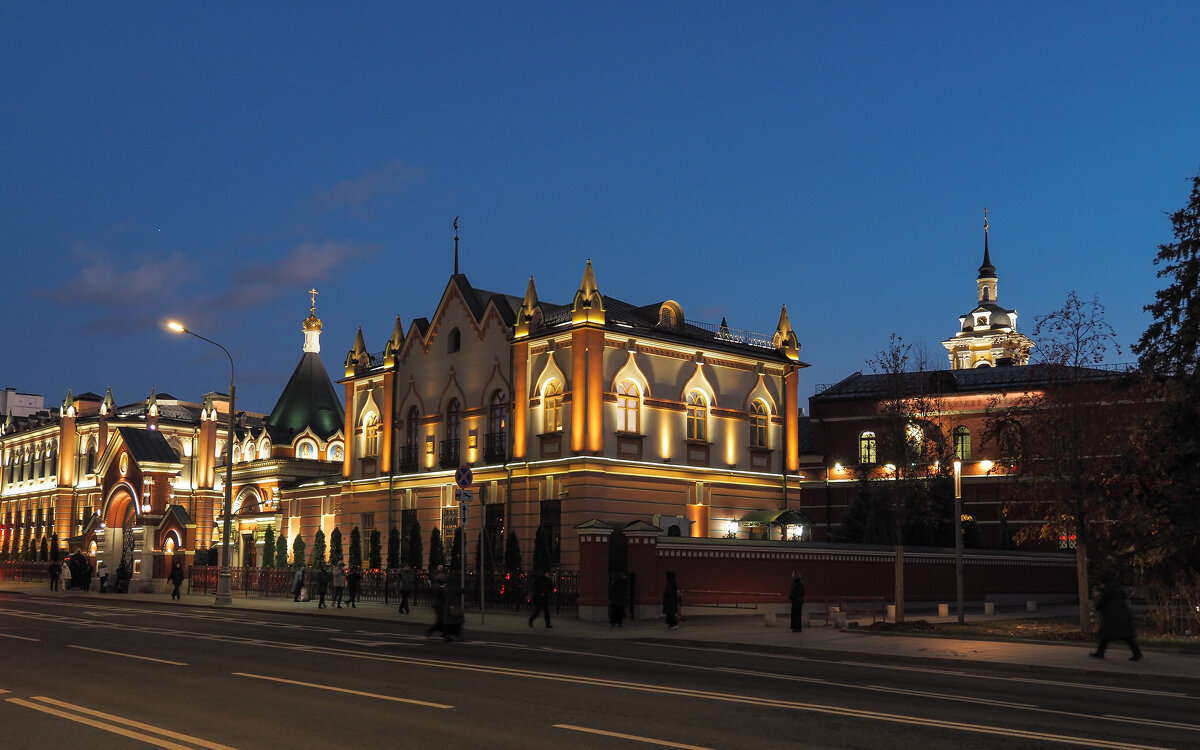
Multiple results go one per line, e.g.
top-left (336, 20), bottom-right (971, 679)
top-left (788, 571), bottom-right (806, 632)
top-left (663, 570), bottom-right (680, 630)
top-left (608, 573), bottom-right (628, 627)
top-left (442, 577), bottom-right (465, 641)
top-left (292, 565), bottom-right (307, 601)
top-left (1091, 575), bottom-right (1143, 661)
top-left (426, 566), bottom-right (448, 637)
top-left (528, 571), bottom-right (553, 628)
top-left (398, 564), bottom-right (415, 615)
top-left (346, 565), bottom-right (361, 608)
top-left (167, 562), bottom-right (185, 600)
top-left (312, 564), bottom-right (330, 608)
top-left (48, 560), bottom-right (62, 591)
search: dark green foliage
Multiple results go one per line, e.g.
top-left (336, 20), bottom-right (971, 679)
top-left (275, 534), bottom-right (290, 567)
top-left (449, 527), bottom-right (463, 571)
top-left (291, 533), bottom-right (306, 569)
top-left (329, 527), bottom-right (344, 566)
top-left (533, 525), bottom-right (551, 574)
top-left (429, 527), bottom-right (443, 570)
top-left (312, 529), bottom-right (327, 566)
top-left (50, 533), bottom-right (60, 562)
top-left (349, 527), bottom-right (363, 569)
top-left (1135, 170), bottom-right (1200, 379)
top-left (504, 530), bottom-right (522, 573)
top-left (407, 521), bottom-right (423, 569)
top-left (962, 517), bottom-right (984, 549)
top-left (368, 528), bottom-right (382, 570)
top-left (387, 527), bottom-right (401, 570)
top-left (262, 527), bottom-right (276, 568)
top-left (836, 484), bottom-right (895, 544)
top-left (39, 536), bottom-right (48, 562)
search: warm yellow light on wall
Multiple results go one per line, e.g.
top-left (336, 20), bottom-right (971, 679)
top-left (467, 433), bottom-right (477, 449)
top-left (833, 462), bottom-right (843, 472)
top-left (979, 460), bottom-right (993, 472)
top-left (659, 417), bottom-right (673, 460)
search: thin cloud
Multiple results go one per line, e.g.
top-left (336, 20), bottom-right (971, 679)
top-left (311, 159), bottom-right (426, 216)
top-left (220, 239), bottom-right (377, 309)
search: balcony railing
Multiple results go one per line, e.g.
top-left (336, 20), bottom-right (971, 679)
top-left (484, 431), bottom-right (507, 464)
top-left (439, 439), bottom-right (460, 470)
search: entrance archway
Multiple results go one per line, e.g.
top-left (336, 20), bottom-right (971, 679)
top-left (103, 487), bottom-right (139, 574)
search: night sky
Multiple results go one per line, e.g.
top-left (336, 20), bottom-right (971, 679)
top-left (3, 3), bottom-right (1198, 414)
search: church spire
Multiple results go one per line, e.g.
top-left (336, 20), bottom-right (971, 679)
top-left (772, 304), bottom-right (801, 362)
top-left (978, 208), bottom-right (996, 280)
top-left (453, 216), bottom-right (459, 276)
top-left (514, 276), bottom-right (541, 339)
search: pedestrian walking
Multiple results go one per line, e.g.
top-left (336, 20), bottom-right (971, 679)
top-left (97, 561), bottom-right (109, 593)
top-left (663, 570), bottom-right (681, 629)
top-left (788, 571), bottom-right (806, 632)
top-left (332, 562), bottom-right (346, 608)
top-left (48, 560), bottom-right (62, 591)
top-left (292, 565), bottom-right (307, 602)
top-left (443, 576), bottom-right (465, 641)
top-left (313, 564), bottom-right (330, 609)
top-left (168, 562), bottom-right (185, 600)
top-left (1091, 574), bottom-right (1143, 661)
top-left (346, 565), bottom-right (361, 608)
top-left (426, 565), bottom-right (448, 637)
top-left (398, 564), bottom-right (415, 615)
top-left (528, 570), bottom-right (553, 629)
top-left (608, 573), bottom-right (627, 627)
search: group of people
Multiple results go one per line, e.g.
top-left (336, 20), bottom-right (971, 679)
top-left (290, 562), bottom-right (364, 608)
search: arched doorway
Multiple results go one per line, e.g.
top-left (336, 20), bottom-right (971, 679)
top-left (102, 486), bottom-right (140, 577)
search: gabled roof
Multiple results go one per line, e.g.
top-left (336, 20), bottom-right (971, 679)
top-left (115, 426), bottom-right (182, 466)
top-left (265, 351), bottom-right (345, 443)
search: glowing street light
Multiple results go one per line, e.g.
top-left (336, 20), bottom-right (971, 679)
top-left (954, 459), bottom-right (964, 624)
top-left (167, 320), bottom-right (236, 605)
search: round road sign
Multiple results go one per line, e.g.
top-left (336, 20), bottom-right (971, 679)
top-left (455, 465), bottom-right (473, 488)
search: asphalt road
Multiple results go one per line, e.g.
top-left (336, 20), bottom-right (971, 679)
top-left (1, 592), bottom-right (1197, 750)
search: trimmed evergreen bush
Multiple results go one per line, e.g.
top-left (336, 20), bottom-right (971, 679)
top-left (368, 529), bottom-right (382, 570)
top-left (429, 527), bottom-right (443, 570)
top-left (292, 534), bottom-right (307, 569)
top-left (329, 527), bottom-right (344, 566)
top-left (387, 527), bottom-right (401, 569)
top-left (312, 529), bottom-right (327, 566)
top-left (407, 521), bottom-right (423, 570)
top-left (275, 534), bottom-right (290, 568)
top-left (349, 527), bottom-right (363, 569)
top-left (262, 527), bottom-right (276, 568)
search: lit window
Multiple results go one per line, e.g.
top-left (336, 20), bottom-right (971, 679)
top-left (999, 421), bottom-right (1022, 465)
top-left (905, 423), bottom-right (924, 460)
top-left (686, 391), bottom-right (708, 442)
top-left (750, 401), bottom-right (768, 449)
top-left (953, 426), bottom-right (971, 461)
top-left (489, 390), bottom-right (507, 435)
top-left (363, 412), bottom-right (380, 457)
top-left (859, 431), bottom-right (877, 464)
top-left (616, 380), bottom-right (640, 433)
top-left (544, 381), bottom-right (563, 433)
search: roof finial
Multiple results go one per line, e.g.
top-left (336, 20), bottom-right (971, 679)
top-left (308, 288), bottom-right (318, 316)
top-left (453, 216), bottom-right (459, 276)
top-left (984, 207), bottom-right (989, 232)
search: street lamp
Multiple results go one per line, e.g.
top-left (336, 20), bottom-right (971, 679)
top-left (953, 459), bottom-right (964, 624)
top-left (168, 320), bottom-right (236, 605)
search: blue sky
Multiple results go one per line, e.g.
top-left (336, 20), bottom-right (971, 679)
top-left (3, 2), bottom-right (1198, 413)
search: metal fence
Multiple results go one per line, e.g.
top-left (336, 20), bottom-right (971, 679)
top-left (0, 560), bottom-right (51, 583)
top-left (187, 566), bottom-right (579, 614)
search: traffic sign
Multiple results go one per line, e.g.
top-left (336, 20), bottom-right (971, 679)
top-left (456, 489), bottom-right (472, 527)
top-left (455, 464), bottom-right (473, 488)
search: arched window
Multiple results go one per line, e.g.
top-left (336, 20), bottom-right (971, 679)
top-left (859, 431), bottom-right (877, 465)
top-left (406, 406), bottom-right (420, 447)
top-left (953, 426), bottom-right (971, 461)
top-left (87, 440), bottom-right (97, 474)
top-left (749, 401), bottom-right (768, 448)
top-left (489, 390), bottom-right (507, 436)
top-left (445, 399), bottom-right (461, 444)
top-left (447, 327), bottom-right (461, 353)
top-left (999, 421), bottom-right (1022, 465)
top-left (616, 380), bottom-right (640, 433)
top-left (660, 307), bottom-right (675, 327)
top-left (363, 412), bottom-right (380, 457)
top-left (686, 391), bottom-right (708, 442)
top-left (905, 423), bottom-right (924, 461)
top-left (543, 381), bottom-right (563, 433)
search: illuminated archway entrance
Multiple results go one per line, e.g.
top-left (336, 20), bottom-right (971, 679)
top-left (102, 487), bottom-right (141, 576)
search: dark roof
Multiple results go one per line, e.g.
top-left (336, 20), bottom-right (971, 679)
top-left (116, 427), bottom-right (181, 465)
top-left (814, 363), bottom-right (1134, 401)
top-left (265, 351), bottom-right (345, 442)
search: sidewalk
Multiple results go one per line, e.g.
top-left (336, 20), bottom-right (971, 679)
top-left (3, 580), bottom-right (1196, 684)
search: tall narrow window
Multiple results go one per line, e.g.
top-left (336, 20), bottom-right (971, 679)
top-left (489, 391), bottom-right (507, 435)
top-left (686, 391), bottom-right (708, 442)
top-left (544, 381), bottom-right (563, 433)
top-left (445, 399), bottom-right (461, 444)
top-left (750, 401), bottom-right (768, 448)
top-left (953, 426), bottom-right (971, 461)
top-left (859, 431), bottom-right (877, 465)
top-left (447, 327), bottom-right (461, 353)
top-left (364, 412), bottom-right (380, 457)
top-left (616, 380), bottom-right (640, 433)
top-left (406, 406), bottom-right (420, 447)
top-left (487, 390), bottom-right (507, 463)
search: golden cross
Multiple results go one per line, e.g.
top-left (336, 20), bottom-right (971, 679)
top-left (309, 288), bottom-right (318, 315)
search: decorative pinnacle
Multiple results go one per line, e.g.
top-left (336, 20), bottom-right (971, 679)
top-left (309, 288), bottom-right (318, 316)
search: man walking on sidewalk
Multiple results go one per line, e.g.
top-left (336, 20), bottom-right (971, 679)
top-left (398, 564), bottom-right (415, 615)
top-left (528, 570), bottom-right (553, 629)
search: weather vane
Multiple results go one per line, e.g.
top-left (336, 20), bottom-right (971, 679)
top-left (984, 207), bottom-right (989, 232)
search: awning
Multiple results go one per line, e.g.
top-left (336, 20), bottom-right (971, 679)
top-left (738, 509), bottom-right (814, 528)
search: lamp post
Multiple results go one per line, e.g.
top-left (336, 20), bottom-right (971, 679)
top-left (168, 321), bottom-right (235, 605)
top-left (953, 459), bottom-right (964, 624)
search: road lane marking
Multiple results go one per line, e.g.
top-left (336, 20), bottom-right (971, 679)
top-left (232, 672), bottom-right (452, 709)
top-left (329, 637), bottom-right (418, 648)
top-left (1104, 715), bottom-right (1200, 732)
top-left (0, 633), bottom-right (39, 642)
top-left (8, 696), bottom-right (241, 750)
top-left (3, 607), bottom-right (1189, 745)
top-left (864, 683), bottom-right (1037, 709)
top-left (67, 644), bottom-right (186, 665)
top-left (555, 724), bottom-right (715, 749)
